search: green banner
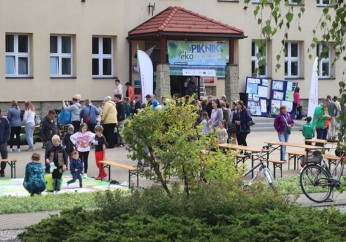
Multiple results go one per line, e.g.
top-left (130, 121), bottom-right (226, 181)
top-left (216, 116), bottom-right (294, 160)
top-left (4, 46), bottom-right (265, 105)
top-left (167, 40), bottom-right (229, 66)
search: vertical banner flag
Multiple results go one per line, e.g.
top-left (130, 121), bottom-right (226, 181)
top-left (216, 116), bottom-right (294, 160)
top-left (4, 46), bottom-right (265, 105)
top-left (308, 57), bottom-right (319, 117)
top-left (137, 50), bottom-right (154, 103)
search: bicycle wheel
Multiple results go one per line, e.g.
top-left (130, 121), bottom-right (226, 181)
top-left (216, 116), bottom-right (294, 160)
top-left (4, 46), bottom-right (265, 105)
top-left (300, 165), bottom-right (332, 203)
top-left (263, 168), bottom-right (275, 190)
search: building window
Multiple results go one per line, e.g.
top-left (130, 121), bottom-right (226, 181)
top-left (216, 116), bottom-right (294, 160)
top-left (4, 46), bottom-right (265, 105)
top-left (316, 42), bottom-right (331, 78)
top-left (316, 0), bottom-right (332, 6)
top-left (251, 41), bottom-right (267, 77)
top-left (92, 37), bottom-right (114, 77)
top-left (288, 0), bottom-right (303, 4)
top-left (6, 34), bottom-right (30, 77)
top-left (50, 35), bottom-right (73, 77)
top-left (285, 42), bottom-right (300, 78)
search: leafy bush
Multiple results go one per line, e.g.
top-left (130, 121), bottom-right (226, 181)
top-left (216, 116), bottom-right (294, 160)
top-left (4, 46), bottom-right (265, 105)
top-left (122, 101), bottom-right (240, 196)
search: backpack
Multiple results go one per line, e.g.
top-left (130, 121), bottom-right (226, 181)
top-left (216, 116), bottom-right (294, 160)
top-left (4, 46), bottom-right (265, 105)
top-left (58, 108), bottom-right (71, 125)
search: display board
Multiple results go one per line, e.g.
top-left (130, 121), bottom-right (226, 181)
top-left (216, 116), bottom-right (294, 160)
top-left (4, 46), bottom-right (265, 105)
top-left (270, 80), bottom-right (298, 116)
top-left (245, 77), bottom-right (269, 117)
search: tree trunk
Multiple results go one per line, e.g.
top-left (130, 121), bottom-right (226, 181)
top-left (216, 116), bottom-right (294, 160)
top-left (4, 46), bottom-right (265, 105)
top-left (149, 152), bottom-right (171, 196)
top-left (182, 165), bottom-right (190, 197)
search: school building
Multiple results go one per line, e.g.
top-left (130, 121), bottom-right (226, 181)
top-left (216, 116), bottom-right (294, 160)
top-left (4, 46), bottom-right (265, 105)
top-left (0, 0), bottom-right (343, 115)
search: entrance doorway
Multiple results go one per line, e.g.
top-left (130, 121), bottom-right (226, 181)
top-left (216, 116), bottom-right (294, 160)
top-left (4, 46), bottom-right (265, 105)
top-left (170, 76), bottom-right (201, 98)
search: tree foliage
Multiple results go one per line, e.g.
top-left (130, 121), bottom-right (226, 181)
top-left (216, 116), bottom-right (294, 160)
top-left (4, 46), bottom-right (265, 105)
top-left (244, 0), bottom-right (345, 75)
top-left (122, 101), bottom-right (240, 196)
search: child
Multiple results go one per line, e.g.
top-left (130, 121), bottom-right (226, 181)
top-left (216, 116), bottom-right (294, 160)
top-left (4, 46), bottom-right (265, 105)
top-left (45, 135), bottom-right (67, 194)
top-left (70, 123), bottom-right (95, 178)
top-left (201, 111), bottom-right (210, 135)
top-left (67, 151), bottom-right (83, 188)
top-left (62, 125), bottom-right (75, 168)
top-left (23, 153), bottom-right (46, 196)
top-left (302, 116), bottom-right (315, 145)
top-left (94, 125), bottom-right (107, 180)
top-left (218, 120), bottom-right (228, 144)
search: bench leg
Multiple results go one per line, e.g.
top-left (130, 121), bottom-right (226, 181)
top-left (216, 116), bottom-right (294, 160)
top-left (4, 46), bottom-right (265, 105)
top-left (251, 156), bottom-right (254, 178)
top-left (13, 161), bottom-right (16, 179)
top-left (273, 163), bottom-right (276, 178)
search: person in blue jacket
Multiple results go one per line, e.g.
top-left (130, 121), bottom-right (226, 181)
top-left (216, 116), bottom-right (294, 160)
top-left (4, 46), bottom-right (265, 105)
top-left (23, 153), bottom-right (46, 196)
top-left (79, 99), bottom-right (100, 133)
top-left (7, 100), bottom-right (22, 152)
top-left (0, 109), bottom-right (10, 177)
top-left (67, 151), bottom-right (84, 188)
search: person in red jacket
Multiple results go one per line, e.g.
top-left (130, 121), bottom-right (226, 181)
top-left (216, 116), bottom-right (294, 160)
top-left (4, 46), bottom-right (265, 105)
top-left (125, 82), bottom-right (135, 102)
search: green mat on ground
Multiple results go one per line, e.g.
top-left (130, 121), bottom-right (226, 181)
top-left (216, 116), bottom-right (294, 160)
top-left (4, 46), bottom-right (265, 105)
top-left (0, 174), bottom-right (128, 197)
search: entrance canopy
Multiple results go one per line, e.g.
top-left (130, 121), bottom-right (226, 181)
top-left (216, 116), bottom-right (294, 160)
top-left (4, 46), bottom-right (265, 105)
top-left (128, 6), bottom-right (245, 39)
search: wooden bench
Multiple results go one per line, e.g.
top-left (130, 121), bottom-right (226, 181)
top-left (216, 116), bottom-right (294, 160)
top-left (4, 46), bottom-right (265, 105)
top-left (100, 160), bottom-right (139, 189)
top-left (287, 151), bottom-right (306, 170)
top-left (322, 154), bottom-right (340, 171)
top-left (236, 154), bottom-right (248, 165)
top-left (0, 158), bottom-right (18, 178)
top-left (268, 160), bottom-right (286, 178)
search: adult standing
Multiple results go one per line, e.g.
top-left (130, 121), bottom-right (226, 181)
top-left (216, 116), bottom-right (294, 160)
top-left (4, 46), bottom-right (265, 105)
top-left (63, 94), bottom-right (82, 132)
top-left (186, 77), bottom-right (197, 97)
top-left (0, 109), bottom-right (10, 177)
top-left (232, 100), bottom-right (252, 147)
top-left (114, 79), bottom-right (123, 96)
top-left (209, 99), bottom-right (223, 128)
top-left (333, 96), bottom-right (341, 116)
top-left (7, 100), bottom-right (22, 152)
top-left (40, 110), bottom-right (59, 172)
top-left (80, 99), bottom-right (100, 133)
top-left (229, 101), bottom-right (238, 145)
top-left (101, 96), bottom-right (117, 148)
top-left (327, 95), bottom-right (338, 141)
top-left (291, 87), bottom-right (302, 120)
top-left (114, 94), bottom-right (126, 147)
top-left (312, 99), bottom-right (331, 145)
top-left (23, 101), bottom-right (36, 151)
top-left (125, 82), bottom-right (135, 102)
top-left (274, 105), bottom-right (294, 161)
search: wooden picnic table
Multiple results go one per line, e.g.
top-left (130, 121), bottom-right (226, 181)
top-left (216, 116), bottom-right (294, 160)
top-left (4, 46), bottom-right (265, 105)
top-left (305, 138), bottom-right (327, 144)
top-left (219, 144), bottom-right (265, 177)
top-left (264, 141), bottom-right (325, 160)
top-left (218, 144), bottom-right (262, 153)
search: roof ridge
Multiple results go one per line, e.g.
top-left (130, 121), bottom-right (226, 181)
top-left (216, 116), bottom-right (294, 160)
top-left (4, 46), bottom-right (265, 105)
top-left (158, 6), bottom-right (178, 31)
top-left (173, 6), bottom-right (244, 33)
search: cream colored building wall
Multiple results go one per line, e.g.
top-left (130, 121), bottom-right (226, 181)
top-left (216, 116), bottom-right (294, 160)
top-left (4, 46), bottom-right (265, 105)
top-left (0, 0), bottom-right (343, 102)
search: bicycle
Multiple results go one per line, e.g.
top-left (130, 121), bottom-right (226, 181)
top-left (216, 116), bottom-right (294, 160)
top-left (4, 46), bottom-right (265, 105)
top-left (299, 150), bottom-right (346, 203)
top-left (242, 146), bottom-right (275, 190)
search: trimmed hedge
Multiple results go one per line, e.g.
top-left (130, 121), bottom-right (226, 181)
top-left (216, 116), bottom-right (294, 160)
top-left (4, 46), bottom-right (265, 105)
top-left (18, 183), bottom-right (346, 242)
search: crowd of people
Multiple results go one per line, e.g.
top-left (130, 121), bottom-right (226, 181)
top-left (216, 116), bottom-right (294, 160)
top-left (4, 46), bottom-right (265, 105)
top-left (0, 77), bottom-right (343, 195)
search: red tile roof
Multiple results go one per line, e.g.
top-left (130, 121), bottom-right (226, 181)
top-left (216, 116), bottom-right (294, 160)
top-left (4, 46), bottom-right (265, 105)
top-left (128, 6), bottom-right (245, 38)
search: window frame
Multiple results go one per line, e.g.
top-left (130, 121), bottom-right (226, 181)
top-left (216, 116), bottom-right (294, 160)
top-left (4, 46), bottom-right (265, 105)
top-left (50, 35), bottom-right (74, 77)
top-left (92, 36), bottom-right (114, 78)
top-left (5, 34), bottom-right (30, 77)
top-left (288, 0), bottom-right (304, 5)
top-left (316, 0), bottom-right (333, 6)
top-left (251, 40), bottom-right (268, 77)
top-left (316, 42), bottom-right (332, 78)
top-left (284, 42), bottom-right (300, 78)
